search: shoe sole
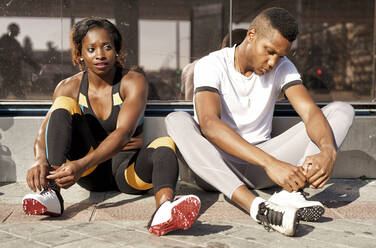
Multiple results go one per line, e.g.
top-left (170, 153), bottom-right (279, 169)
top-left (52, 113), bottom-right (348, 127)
top-left (148, 196), bottom-right (200, 236)
top-left (297, 205), bottom-right (325, 222)
top-left (22, 198), bottom-right (61, 217)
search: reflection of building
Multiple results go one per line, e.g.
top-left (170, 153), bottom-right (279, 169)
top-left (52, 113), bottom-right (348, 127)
top-left (347, 24), bottom-right (373, 96)
top-left (30, 50), bottom-right (76, 96)
top-left (147, 69), bottom-right (180, 100)
top-left (293, 22), bottom-right (373, 100)
top-left (0, 0), bottom-right (375, 102)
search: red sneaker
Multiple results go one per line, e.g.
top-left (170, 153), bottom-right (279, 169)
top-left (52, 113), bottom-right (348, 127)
top-left (148, 195), bottom-right (200, 236)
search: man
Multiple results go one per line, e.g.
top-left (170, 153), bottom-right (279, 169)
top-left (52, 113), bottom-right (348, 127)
top-left (180, 29), bottom-right (248, 101)
top-left (0, 23), bottom-right (40, 98)
top-left (165, 7), bottom-right (354, 236)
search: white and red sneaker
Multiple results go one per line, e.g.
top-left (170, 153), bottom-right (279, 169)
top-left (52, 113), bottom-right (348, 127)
top-left (22, 187), bottom-right (64, 217)
top-left (148, 195), bottom-right (200, 236)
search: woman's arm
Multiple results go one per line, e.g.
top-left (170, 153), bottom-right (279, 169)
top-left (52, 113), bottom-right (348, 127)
top-left (26, 75), bottom-right (80, 191)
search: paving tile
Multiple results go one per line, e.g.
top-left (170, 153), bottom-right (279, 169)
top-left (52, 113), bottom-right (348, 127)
top-left (61, 184), bottom-right (106, 204)
top-left (4, 203), bottom-right (95, 223)
top-left (54, 237), bottom-right (118, 248)
top-left (197, 201), bottom-right (250, 222)
top-left (94, 201), bottom-right (155, 221)
top-left (95, 224), bottom-right (205, 248)
top-left (0, 222), bottom-right (61, 238)
top-left (63, 222), bottom-right (121, 236)
top-left (0, 229), bottom-right (19, 243)
top-left (0, 183), bottom-right (30, 204)
top-left (2, 238), bottom-right (49, 248)
top-left (31, 228), bottom-right (87, 246)
top-left (307, 179), bottom-right (376, 202)
top-left (293, 221), bottom-right (376, 248)
top-left (0, 204), bottom-right (15, 222)
top-left (325, 201), bottom-right (376, 219)
top-left (306, 219), bottom-right (376, 238)
top-left (221, 221), bottom-right (342, 248)
top-left (1, 180), bottom-right (376, 248)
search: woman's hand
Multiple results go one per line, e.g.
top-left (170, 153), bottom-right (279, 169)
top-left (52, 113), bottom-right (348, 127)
top-left (26, 158), bottom-right (49, 192)
top-left (46, 161), bottom-right (84, 189)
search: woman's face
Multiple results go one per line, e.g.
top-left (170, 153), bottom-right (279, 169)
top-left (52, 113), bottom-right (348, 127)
top-left (81, 27), bottom-right (117, 75)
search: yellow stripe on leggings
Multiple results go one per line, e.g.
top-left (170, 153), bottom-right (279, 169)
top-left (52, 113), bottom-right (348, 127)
top-left (50, 96), bottom-right (82, 115)
top-left (80, 147), bottom-right (98, 177)
top-left (124, 162), bottom-right (153, 191)
top-left (146, 136), bottom-right (176, 153)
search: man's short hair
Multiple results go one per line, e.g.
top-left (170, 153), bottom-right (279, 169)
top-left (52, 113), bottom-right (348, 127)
top-left (251, 7), bottom-right (298, 42)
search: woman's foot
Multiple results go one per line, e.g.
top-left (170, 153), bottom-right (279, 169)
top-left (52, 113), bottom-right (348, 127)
top-left (148, 195), bottom-right (201, 236)
top-left (22, 186), bottom-right (64, 217)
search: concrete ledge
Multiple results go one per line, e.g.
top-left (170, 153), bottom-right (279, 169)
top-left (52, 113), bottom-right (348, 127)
top-left (1, 114), bottom-right (376, 183)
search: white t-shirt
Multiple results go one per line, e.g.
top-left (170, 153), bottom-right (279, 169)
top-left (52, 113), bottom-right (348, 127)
top-left (193, 46), bottom-right (302, 145)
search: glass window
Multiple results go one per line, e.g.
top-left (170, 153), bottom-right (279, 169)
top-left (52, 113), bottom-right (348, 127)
top-left (0, 0), bottom-right (72, 100)
top-left (233, 0), bottom-right (375, 102)
top-left (0, 0), bottom-right (374, 103)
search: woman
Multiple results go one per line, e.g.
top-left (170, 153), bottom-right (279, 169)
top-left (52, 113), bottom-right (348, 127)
top-left (22, 18), bottom-right (200, 236)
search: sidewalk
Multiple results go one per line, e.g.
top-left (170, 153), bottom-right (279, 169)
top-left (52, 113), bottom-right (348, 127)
top-left (1, 179), bottom-right (376, 248)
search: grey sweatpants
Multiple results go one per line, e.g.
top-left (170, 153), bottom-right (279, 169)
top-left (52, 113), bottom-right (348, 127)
top-left (165, 102), bottom-right (355, 199)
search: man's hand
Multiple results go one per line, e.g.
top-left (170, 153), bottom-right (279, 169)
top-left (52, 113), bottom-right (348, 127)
top-left (300, 149), bottom-right (336, 189)
top-left (46, 161), bottom-right (83, 189)
top-left (265, 161), bottom-right (307, 192)
top-left (26, 159), bottom-right (49, 192)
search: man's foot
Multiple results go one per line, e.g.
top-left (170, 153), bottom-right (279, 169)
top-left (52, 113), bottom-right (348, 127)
top-left (269, 190), bottom-right (325, 222)
top-left (148, 195), bottom-right (201, 236)
top-left (256, 201), bottom-right (298, 237)
top-left (22, 187), bottom-right (64, 217)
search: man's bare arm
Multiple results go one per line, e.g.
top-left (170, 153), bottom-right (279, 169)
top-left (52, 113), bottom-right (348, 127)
top-left (286, 84), bottom-right (337, 188)
top-left (195, 90), bottom-right (306, 191)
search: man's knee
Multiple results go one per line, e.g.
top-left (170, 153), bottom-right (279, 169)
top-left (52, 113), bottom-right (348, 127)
top-left (165, 111), bottom-right (192, 130)
top-left (324, 101), bottom-right (355, 124)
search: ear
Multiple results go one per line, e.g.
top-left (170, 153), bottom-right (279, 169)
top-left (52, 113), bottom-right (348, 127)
top-left (247, 27), bottom-right (256, 42)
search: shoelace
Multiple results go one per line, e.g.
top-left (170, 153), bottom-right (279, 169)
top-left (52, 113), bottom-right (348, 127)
top-left (296, 189), bottom-right (310, 199)
top-left (257, 202), bottom-right (283, 232)
top-left (40, 188), bottom-right (56, 200)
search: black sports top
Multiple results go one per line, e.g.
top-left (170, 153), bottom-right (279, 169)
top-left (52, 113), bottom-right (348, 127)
top-left (77, 68), bottom-right (144, 146)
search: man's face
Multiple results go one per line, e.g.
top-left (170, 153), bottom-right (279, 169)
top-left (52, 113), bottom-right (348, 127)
top-left (246, 28), bottom-right (291, 75)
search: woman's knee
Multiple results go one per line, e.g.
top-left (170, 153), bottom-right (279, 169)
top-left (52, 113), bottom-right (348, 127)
top-left (147, 136), bottom-right (176, 153)
top-left (51, 96), bottom-right (81, 115)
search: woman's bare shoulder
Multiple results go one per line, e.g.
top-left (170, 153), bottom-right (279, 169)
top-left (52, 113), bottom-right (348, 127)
top-left (120, 69), bottom-right (148, 97)
top-left (53, 71), bottom-right (84, 99)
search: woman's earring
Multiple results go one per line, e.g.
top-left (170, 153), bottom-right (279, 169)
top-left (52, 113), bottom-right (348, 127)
top-left (80, 57), bottom-right (84, 62)
top-left (115, 53), bottom-right (118, 57)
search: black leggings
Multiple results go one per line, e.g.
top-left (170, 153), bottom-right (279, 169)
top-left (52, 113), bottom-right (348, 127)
top-left (45, 96), bottom-right (179, 194)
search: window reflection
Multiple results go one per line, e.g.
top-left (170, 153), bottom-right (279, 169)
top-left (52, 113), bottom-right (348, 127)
top-left (0, 16), bottom-right (72, 100)
top-left (233, 0), bottom-right (374, 102)
top-left (0, 0), bottom-right (374, 103)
